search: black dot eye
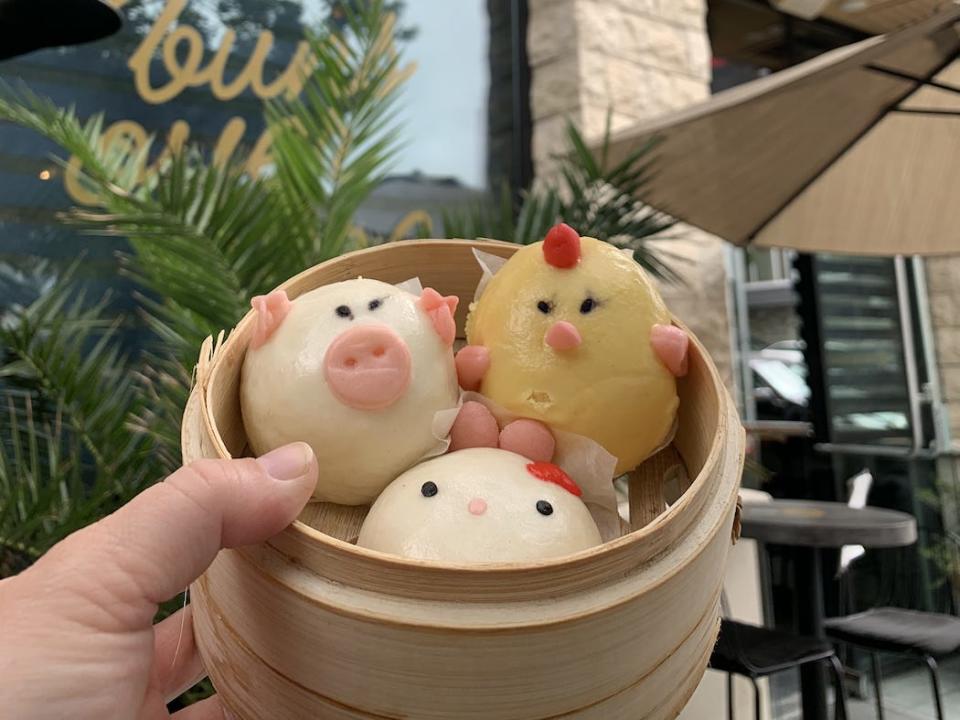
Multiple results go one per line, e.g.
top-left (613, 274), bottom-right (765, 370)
top-left (421, 481), bottom-right (438, 498)
top-left (537, 300), bottom-right (552, 314)
top-left (335, 305), bottom-right (352, 319)
top-left (580, 297), bottom-right (597, 314)
top-left (368, 298), bottom-right (382, 311)
top-left (536, 500), bottom-right (553, 516)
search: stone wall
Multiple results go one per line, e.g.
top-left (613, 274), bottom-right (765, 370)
top-left (915, 257), bottom-right (960, 553)
top-left (528, 0), bottom-right (711, 175)
top-left (527, 0), bottom-right (735, 390)
top-left (924, 256), bottom-right (960, 445)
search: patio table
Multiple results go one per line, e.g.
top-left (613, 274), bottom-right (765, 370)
top-left (740, 499), bottom-right (917, 720)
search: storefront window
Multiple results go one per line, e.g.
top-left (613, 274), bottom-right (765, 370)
top-left (0, 0), bottom-right (511, 321)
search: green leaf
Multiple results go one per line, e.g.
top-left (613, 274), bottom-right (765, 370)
top-left (0, 264), bottom-right (157, 569)
top-left (266, 2), bottom-right (410, 262)
top-left (440, 113), bottom-right (680, 284)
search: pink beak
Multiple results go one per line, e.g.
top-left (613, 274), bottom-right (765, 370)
top-left (545, 321), bottom-right (582, 351)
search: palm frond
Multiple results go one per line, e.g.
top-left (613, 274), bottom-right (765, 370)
top-left (0, 1), bottom-right (411, 365)
top-left (0, 395), bottom-right (81, 573)
top-left (0, 89), bottom-right (249, 357)
top-left (0, 267), bottom-right (158, 570)
top-left (0, 265), bottom-right (150, 483)
top-left (440, 113), bottom-right (682, 284)
top-left (440, 182), bottom-right (518, 242)
top-left (128, 354), bottom-right (191, 476)
top-left (0, 83), bottom-right (120, 192)
top-left (0, 0), bottom-right (413, 581)
top-left (267, 1), bottom-right (411, 261)
top-left (66, 151), bottom-right (298, 361)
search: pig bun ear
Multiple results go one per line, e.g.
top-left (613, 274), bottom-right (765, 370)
top-left (250, 290), bottom-right (291, 350)
top-left (419, 288), bottom-right (459, 347)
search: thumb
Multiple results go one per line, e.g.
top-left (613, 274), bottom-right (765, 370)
top-left (33, 442), bottom-right (318, 626)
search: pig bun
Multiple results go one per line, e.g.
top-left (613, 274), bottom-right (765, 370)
top-left (240, 278), bottom-right (460, 505)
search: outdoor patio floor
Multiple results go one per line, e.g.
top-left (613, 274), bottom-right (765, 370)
top-left (771, 655), bottom-right (960, 719)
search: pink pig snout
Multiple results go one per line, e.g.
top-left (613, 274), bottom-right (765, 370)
top-left (324, 325), bottom-right (412, 410)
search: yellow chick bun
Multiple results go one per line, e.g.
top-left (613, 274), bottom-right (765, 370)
top-left (465, 226), bottom-right (680, 475)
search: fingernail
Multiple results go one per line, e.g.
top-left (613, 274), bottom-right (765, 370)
top-left (257, 442), bottom-right (313, 481)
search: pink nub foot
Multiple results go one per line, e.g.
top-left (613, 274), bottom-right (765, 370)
top-left (651, 324), bottom-right (689, 377)
top-left (455, 345), bottom-right (491, 391)
top-left (419, 287), bottom-right (459, 346)
top-left (324, 325), bottom-right (411, 410)
top-left (499, 419), bottom-right (556, 463)
top-left (449, 401), bottom-right (500, 452)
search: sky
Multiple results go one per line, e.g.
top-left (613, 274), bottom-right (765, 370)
top-left (390, 1), bottom-right (490, 189)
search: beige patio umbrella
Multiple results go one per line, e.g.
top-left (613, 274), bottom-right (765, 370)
top-left (602, 3), bottom-right (960, 256)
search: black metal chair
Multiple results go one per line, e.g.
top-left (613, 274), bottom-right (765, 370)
top-left (824, 607), bottom-right (960, 720)
top-left (710, 619), bottom-right (848, 720)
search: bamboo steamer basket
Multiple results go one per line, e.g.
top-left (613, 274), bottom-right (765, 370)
top-left (180, 239), bottom-right (745, 720)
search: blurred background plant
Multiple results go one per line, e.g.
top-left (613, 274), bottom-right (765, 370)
top-left (0, 0), bottom-right (681, 707)
top-left (917, 485), bottom-right (960, 610)
top-left (0, 0), bottom-right (409, 563)
top-left (440, 117), bottom-right (684, 285)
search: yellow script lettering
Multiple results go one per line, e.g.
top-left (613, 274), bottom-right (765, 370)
top-left (64, 118), bottom-right (276, 205)
top-left (128, 0), bottom-right (315, 105)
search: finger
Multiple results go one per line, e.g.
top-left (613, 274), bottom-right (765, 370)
top-left (153, 604), bottom-right (206, 703)
top-left (171, 695), bottom-right (231, 720)
top-left (40, 443), bottom-right (317, 623)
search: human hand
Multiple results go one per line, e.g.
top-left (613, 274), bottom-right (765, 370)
top-left (0, 442), bottom-right (318, 720)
